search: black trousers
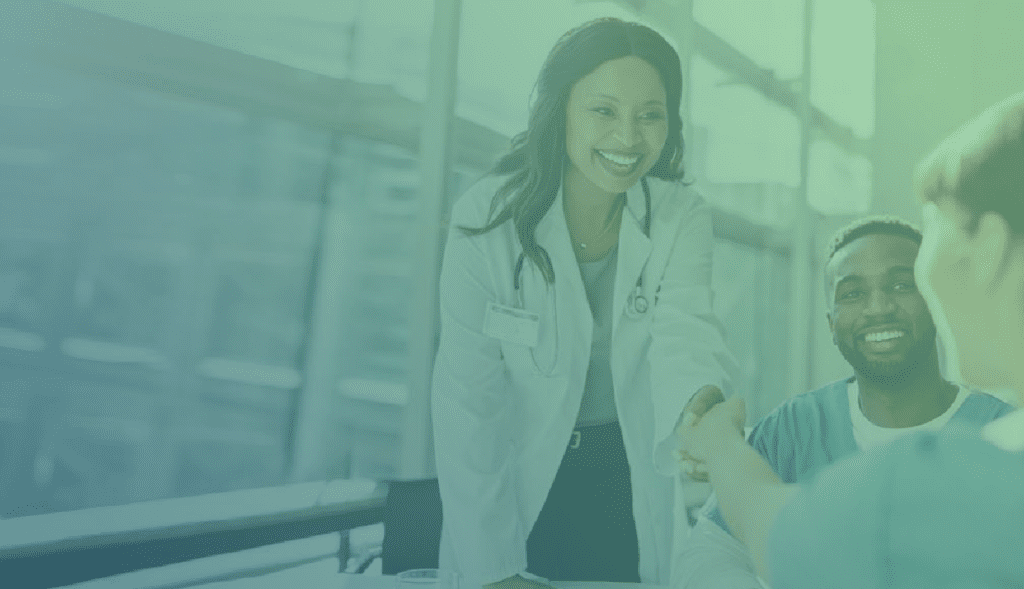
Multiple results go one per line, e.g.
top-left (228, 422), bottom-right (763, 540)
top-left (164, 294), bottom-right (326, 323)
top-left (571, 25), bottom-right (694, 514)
top-left (525, 421), bottom-right (641, 582)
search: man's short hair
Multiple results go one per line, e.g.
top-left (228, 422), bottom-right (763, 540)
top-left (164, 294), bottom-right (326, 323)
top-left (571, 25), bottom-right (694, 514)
top-left (824, 216), bottom-right (923, 302)
top-left (826, 216), bottom-right (923, 265)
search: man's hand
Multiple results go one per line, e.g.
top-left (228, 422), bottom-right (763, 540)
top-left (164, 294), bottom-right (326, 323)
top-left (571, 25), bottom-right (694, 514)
top-left (675, 385), bottom-right (725, 481)
top-left (677, 396), bottom-right (747, 468)
top-left (483, 575), bottom-right (555, 589)
top-left (682, 384), bottom-right (726, 421)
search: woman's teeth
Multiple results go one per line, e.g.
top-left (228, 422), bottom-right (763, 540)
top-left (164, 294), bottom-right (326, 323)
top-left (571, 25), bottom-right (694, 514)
top-left (597, 150), bottom-right (640, 167)
top-left (864, 330), bottom-right (905, 342)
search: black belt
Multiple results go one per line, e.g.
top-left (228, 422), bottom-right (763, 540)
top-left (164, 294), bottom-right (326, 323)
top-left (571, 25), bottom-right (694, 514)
top-left (568, 421), bottom-right (620, 450)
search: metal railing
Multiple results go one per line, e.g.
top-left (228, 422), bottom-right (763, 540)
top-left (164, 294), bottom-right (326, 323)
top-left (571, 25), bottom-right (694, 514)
top-left (0, 479), bottom-right (386, 589)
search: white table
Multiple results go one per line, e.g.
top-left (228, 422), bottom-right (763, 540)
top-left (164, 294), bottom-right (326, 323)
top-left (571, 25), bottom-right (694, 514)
top-left (191, 569), bottom-right (665, 589)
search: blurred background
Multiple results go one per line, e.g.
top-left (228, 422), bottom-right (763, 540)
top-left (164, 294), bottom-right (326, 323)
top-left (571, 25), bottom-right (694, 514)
top-left (0, 0), bottom-right (1021, 525)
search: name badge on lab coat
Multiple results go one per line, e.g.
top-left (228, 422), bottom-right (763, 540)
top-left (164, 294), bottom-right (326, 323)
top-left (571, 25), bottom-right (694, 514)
top-left (483, 302), bottom-right (539, 348)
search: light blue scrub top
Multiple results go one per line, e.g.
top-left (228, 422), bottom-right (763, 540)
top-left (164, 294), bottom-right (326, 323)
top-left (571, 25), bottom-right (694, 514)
top-left (705, 377), bottom-right (1014, 534)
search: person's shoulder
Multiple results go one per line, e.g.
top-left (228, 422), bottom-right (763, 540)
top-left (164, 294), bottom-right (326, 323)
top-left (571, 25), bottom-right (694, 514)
top-left (877, 427), bottom-right (1024, 492)
top-left (758, 378), bottom-right (849, 427)
top-left (772, 424), bottom-right (1024, 587)
top-left (959, 390), bottom-right (1017, 419)
top-left (866, 428), bottom-right (1024, 587)
top-left (885, 428), bottom-right (1024, 533)
top-left (771, 428), bottom-right (1024, 588)
top-left (795, 378), bottom-right (850, 407)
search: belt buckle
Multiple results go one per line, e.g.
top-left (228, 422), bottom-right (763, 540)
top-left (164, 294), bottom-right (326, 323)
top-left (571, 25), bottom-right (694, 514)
top-left (569, 430), bottom-right (581, 449)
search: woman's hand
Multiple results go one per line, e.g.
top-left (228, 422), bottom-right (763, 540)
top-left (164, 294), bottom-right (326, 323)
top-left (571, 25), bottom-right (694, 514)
top-left (674, 385), bottom-right (725, 481)
top-left (483, 575), bottom-right (555, 589)
top-left (677, 396), bottom-right (746, 470)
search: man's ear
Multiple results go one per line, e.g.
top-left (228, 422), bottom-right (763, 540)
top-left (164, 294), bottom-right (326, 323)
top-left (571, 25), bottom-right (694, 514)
top-left (824, 266), bottom-right (837, 345)
top-left (971, 211), bottom-right (1012, 294)
top-left (826, 312), bottom-right (837, 345)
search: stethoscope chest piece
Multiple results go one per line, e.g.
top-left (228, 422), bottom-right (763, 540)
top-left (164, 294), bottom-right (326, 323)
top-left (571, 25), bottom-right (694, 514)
top-left (626, 284), bottom-right (649, 319)
top-left (633, 293), bottom-right (649, 314)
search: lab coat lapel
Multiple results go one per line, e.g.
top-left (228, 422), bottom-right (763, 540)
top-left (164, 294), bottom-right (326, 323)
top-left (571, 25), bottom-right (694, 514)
top-left (533, 185), bottom-right (593, 365)
top-left (613, 180), bottom-right (652, 337)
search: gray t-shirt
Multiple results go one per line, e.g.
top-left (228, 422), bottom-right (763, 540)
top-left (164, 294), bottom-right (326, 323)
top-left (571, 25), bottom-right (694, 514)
top-left (575, 247), bottom-right (618, 427)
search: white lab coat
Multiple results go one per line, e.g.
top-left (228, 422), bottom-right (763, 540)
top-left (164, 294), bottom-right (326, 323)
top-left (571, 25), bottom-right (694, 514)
top-left (431, 174), bottom-right (735, 588)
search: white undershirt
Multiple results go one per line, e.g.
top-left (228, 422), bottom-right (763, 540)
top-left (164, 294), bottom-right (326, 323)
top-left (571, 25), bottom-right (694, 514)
top-left (849, 379), bottom-right (969, 452)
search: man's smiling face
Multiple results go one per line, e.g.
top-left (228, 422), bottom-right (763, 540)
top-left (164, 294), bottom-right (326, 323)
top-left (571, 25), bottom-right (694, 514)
top-left (826, 233), bottom-right (938, 387)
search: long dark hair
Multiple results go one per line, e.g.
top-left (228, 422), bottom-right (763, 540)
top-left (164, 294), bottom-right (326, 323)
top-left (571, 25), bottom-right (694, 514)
top-left (461, 17), bottom-right (686, 284)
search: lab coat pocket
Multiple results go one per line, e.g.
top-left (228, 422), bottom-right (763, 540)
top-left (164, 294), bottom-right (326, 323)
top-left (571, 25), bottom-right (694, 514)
top-left (497, 314), bottom-right (560, 378)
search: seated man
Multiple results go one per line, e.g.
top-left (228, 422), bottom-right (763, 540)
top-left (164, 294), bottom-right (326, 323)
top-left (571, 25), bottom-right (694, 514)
top-left (673, 216), bottom-right (1015, 589)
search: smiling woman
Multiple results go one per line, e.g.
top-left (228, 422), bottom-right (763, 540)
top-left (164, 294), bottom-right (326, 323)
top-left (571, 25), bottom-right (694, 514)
top-left (431, 16), bottom-right (736, 589)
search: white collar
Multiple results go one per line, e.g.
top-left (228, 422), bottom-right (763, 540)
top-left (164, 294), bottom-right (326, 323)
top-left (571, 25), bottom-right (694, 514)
top-left (849, 378), bottom-right (968, 427)
top-left (848, 379), bottom-right (968, 452)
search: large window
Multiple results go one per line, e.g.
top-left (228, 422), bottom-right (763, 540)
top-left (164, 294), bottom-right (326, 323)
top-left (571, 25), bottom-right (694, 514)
top-left (0, 1), bottom-right (500, 517)
top-left (0, 46), bottom-right (332, 516)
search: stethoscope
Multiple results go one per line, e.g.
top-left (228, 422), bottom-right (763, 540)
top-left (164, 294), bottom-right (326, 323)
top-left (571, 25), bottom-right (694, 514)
top-left (513, 177), bottom-right (651, 318)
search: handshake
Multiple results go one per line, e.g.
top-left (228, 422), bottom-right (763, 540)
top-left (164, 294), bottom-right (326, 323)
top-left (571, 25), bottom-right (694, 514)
top-left (674, 384), bottom-right (747, 482)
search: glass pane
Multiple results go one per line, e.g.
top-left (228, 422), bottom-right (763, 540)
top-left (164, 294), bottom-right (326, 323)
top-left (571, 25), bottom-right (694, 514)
top-left (61, 0), bottom-right (364, 79)
top-left (60, 0), bottom-right (440, 106)
top-left (333, 139), bottom-right (419, 391)
top-left (66, 243), bottom-right (182, 363)
top-left (811, 0), bottom-right (875, 138)
top-left (712, 238), bottom-right (790, 422)
top-left (0, 39), bottom-right (328, 516)
top-left (7, 379), bottom-right (160, 516)
top-left (348, 0), bottom-right (433, 100)
top-left (807, 139), bottom-right (872, 215)
top-left (694, 0), bottom-right (805, 79)
top-left (174, 380), bottom-right (291, 496)
top-left (206, 252), bottom-right (312, 368)
top-left (690, 56), bottom-right (802, 187)
top-left (0, 234), bottom-right (55, 348)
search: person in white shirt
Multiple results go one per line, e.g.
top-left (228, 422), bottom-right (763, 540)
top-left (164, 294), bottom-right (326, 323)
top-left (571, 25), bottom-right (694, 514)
top-left (431, 17), bottom-right (735, 589)
top-left (674, 216), bottom-right (1013, 589)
